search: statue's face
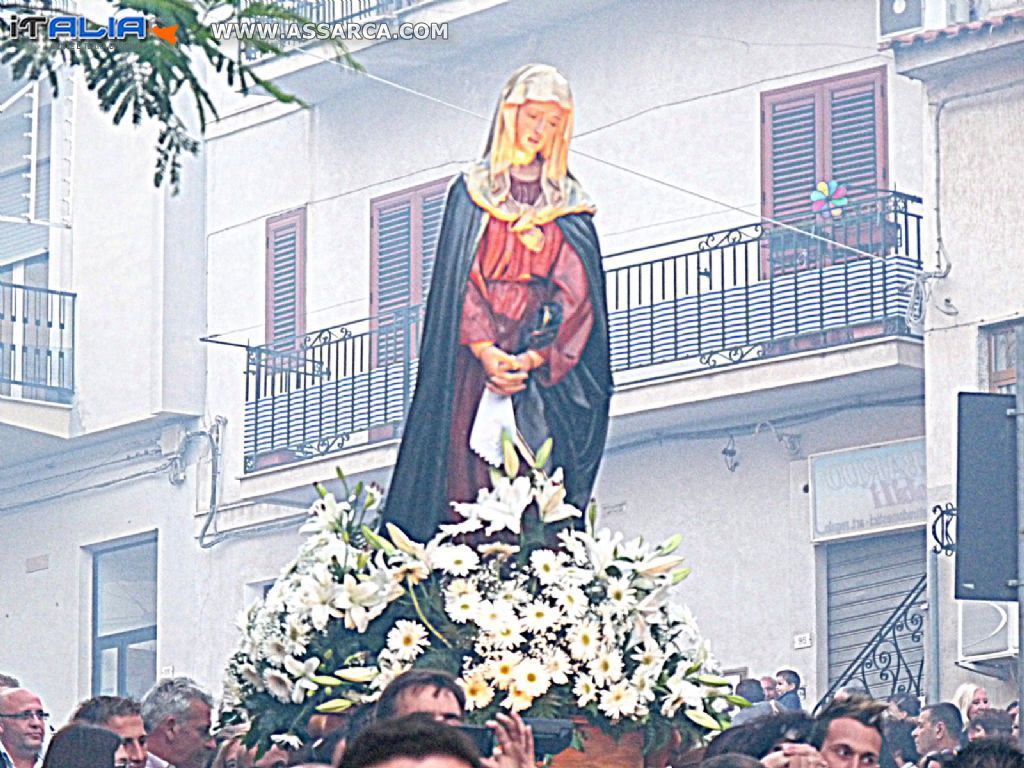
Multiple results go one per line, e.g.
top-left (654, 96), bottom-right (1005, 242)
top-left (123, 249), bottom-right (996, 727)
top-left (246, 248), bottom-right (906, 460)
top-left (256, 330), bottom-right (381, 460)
top-left (514, 100), bottom-right (566, 164)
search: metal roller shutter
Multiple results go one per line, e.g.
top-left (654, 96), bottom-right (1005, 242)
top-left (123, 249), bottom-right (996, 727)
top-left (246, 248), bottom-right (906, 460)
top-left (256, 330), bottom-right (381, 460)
top-left (826, 528), bottom-right (926, 694)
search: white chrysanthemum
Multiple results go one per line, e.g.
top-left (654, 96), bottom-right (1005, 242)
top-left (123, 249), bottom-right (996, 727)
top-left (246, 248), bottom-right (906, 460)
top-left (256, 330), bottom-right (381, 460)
top-left (495, 581), bottom-right (531, 607)
top-left (631, 642), bottom-right (666, 670)
top-left (447, 592), bottom-right (482, 624)
top-left (556, 529), bottom-right (590, 566)
top-left (475, 600), bottom-right (518, 633)
top-left (573, 674), bottom-right (597, 706)
top-left (264, 669), bottom-right (293, 703)
top-left (529, 549), bottom-right (566, 586)
top-left (631, 669), bottom-right (658, 703)
top-left (501, 685), bottom-right (533, 713)
top-left (387, 620), bottom-right (430, 660)
top-left (605, 576), bottom-right (638, 614)
top-left (432, 544), bottom-right (481, 576)
top-left (488, 653), bottom-right (522, 690)
top-left (589, 648), bottom-right (624, 687)
top-left (445, 578), bottom-right (479, 600)
top-left (461, 670), bottom-right (495, 711)
top-left (544, 648), bottom-right (572, 686)
top-left (599, 680), bottom-right (640, 720)
top-left (239, 664), bottom-right (264, 691)
top-left (520, 601), bottom-right (559, 634)
top-left (263, 639), bottom-right (289, 666)
top-left (552, 585), bottom-right (589, 619)
top-left (512, 657), bottom-right (551, 698)
top-left (568, 620), bottom-right (601, 661)
top-left (489, 618), bottom-right (526, 649)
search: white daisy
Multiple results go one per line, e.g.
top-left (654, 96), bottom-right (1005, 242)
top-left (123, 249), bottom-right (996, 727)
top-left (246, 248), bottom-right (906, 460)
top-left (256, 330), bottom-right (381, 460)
top-left (387, 620), bottom-right (430, 660)
top-left (488, 653), bottom-right (522, 690)
top-left (460, 670), bottom-right (495, 711)
top-left (529, 549), bottom-right (566, 586)
top-left (552, 585), bottom-right (589, 619)
top-left (573, 674), bottom-right (598, 706)
top-left (512, 657), bottom-right (551, 698)
top-left (599, 680), bottom-right (640, 720)
top-left (589, 648), bottom-right (624, 687)
top-left (605, 576), bottom-right (638, 614)
top-left (568, 620), bottom-right (601, 661)
top-left (520, 601), bottom-right (559, 634)
top-left (432, 544), bottom-right (481, 576)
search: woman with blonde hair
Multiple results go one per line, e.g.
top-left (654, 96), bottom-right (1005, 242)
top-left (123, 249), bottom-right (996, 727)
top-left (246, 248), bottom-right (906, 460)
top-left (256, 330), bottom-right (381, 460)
top-left (952, 683), bottom-right (990, 746)
top-left (384, 64), bottom-right (611, 541)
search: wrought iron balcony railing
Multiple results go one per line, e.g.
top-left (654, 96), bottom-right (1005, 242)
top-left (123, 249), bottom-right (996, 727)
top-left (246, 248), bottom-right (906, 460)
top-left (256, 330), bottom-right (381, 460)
top-left (0, 281), bottom-right (76, 404)
top-left (243, 190), bottom-right (923, 472)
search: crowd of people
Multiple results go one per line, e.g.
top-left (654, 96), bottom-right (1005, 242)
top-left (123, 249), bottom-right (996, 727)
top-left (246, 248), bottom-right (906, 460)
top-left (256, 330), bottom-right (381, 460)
top-left (1, 668), bottom-right (1022, 768)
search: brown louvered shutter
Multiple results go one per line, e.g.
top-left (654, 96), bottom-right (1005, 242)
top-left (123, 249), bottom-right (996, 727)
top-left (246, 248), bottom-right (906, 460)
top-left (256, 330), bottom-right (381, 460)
top-left (762, 67), bottom-right (888, 221)
top-left (828, 71), bottom-right (888, 203)
top-left (369, 178), bottom-right (450, 347)
top-left (265, 209), bottom-right (306, 348)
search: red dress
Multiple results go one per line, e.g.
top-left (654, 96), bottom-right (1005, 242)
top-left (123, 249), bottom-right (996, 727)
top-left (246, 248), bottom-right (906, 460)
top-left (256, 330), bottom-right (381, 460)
top-left (445, 180), bottom-right (595, 504)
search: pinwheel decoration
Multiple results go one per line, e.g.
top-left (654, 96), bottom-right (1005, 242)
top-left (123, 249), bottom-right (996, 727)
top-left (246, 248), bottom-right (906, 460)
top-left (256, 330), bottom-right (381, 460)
top-left (810, 180), bottom-right (849, 218)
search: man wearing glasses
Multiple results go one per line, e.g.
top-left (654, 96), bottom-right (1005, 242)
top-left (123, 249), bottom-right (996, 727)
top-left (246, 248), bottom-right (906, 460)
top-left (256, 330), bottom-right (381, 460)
top-left (0, 688), bottom-right (48, 768)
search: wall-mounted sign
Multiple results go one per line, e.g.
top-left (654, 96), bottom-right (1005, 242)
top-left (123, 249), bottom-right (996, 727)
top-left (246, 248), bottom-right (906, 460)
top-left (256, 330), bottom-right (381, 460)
top-left (810, 437), bottom-right (926, 542)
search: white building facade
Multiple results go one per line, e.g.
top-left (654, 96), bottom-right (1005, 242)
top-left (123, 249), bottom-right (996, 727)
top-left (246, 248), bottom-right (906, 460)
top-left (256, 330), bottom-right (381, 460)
top-left (6, 0), bottom-right (1007, 724)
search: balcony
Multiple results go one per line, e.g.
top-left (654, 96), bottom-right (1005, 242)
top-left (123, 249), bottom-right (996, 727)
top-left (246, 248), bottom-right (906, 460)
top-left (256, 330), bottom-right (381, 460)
top-left (0, 281), bottom-right (76, 405)
top-left (242, 190), bottom-right (923, 473)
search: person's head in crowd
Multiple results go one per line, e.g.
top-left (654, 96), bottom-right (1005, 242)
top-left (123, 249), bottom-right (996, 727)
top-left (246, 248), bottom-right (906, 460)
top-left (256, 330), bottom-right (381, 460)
top-left (736, 679), bottom-right (766, 705)
top-left (375, 670), bottom-right (465, 725)
top-left (881, 719), bottom-right (919, 768)
top-left (775, 670), bottom-right (803, 710)
top-left (887, 694), bottom-right (921, 721)
top-left (926, 753), bottom-right (961, 768)
top-left (950, 738), bottom-right (1024, 768)
top-left (913, 703), bottom-right (963, 758)
top-left (776, 671), bottom-right (801, 697)
top-left (141, 677), bottom-right (216, 768)
top-left (0, 674), bottom-right (19, 690)
top-left (833, 683), bottom-right (871, 703)
top-left (339, 713), bottom-right (482, 768)
top-left (705, 712), bottom-right (816, 760)
top-left (0, 687), bottom-right (49, 768)
top-left (811, 696), bottom-right (887, 768)
top-left (72, 696), bottom-right (148, 768)
top-left (762, 678), bottom-right (779, 702)
top-left (1005, 703), bottom-right (1019, 740)
top-left (702, 755), bottom-right (766, 768)
top-left (953, 685), bottom-right (990, 727)
top-left (967, 710), bottom-right (1014, 743)
top-left (40, 723), bottom-right (122, 768)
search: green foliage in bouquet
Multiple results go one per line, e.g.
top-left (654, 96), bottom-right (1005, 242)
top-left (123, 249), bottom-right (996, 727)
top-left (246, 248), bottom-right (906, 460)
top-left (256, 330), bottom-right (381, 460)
top-left (222, 443), bottom-right (737, 756)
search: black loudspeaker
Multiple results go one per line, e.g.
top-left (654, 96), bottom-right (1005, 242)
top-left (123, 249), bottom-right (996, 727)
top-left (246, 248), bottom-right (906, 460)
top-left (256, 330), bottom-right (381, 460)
top-left (955, 392), bottom-right (1018, 602)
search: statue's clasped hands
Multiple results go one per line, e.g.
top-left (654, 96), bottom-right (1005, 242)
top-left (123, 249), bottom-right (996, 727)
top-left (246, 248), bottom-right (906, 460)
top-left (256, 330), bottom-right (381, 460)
top-left (476, 344), bottom-right (543, 396)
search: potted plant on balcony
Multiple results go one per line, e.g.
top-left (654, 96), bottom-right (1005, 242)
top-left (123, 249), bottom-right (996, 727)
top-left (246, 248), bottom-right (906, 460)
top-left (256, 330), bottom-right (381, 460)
top-left (221, 440), bottom-right (735, 765)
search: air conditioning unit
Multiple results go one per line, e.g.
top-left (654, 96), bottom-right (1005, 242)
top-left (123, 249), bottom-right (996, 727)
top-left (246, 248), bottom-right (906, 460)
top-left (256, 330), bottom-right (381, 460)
top-left (880, 0), bottom-right (924, 37)
top-left (959, 600), bottom-right (1019, 662)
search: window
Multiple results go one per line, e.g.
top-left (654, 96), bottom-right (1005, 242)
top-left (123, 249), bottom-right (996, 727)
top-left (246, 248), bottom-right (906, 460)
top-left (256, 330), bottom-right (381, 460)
top-left (0, 76), bottom-right (51, 265)
top-left (370, 179), bottom-right (448, 327)
top-left (761, 67), bottom-right (889, 222)
top-left (265, 209), bottom-right (306, 348)
top-left (988, 326), bottom-right (1016, 394)
top-left (92, 535), bottom-right (157, 699)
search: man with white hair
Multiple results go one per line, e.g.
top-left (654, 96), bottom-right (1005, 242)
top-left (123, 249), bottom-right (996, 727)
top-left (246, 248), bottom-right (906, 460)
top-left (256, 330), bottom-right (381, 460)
top-left (0, 687), bottom-right (47, 768)
top-left (141, 678), bottom-right (215, 768)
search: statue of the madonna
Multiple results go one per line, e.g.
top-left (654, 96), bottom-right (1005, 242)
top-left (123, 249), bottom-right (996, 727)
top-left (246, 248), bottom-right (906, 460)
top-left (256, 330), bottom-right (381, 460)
top-left (383, 64), bottom-right (611, 541)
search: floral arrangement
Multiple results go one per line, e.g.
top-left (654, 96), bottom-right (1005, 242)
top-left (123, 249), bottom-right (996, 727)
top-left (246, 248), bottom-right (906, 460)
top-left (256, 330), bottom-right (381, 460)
top-left (222, 442), bottom-right (737, 756)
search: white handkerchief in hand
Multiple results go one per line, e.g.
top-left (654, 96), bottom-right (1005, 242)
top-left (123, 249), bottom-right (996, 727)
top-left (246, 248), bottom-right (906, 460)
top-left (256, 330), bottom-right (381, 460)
top-left (469, 389), bottom-right (517, 467)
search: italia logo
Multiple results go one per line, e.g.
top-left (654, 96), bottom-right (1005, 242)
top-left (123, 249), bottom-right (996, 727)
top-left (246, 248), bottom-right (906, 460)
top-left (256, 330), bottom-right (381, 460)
top-left (7, 15), bottom-right (178, 44)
